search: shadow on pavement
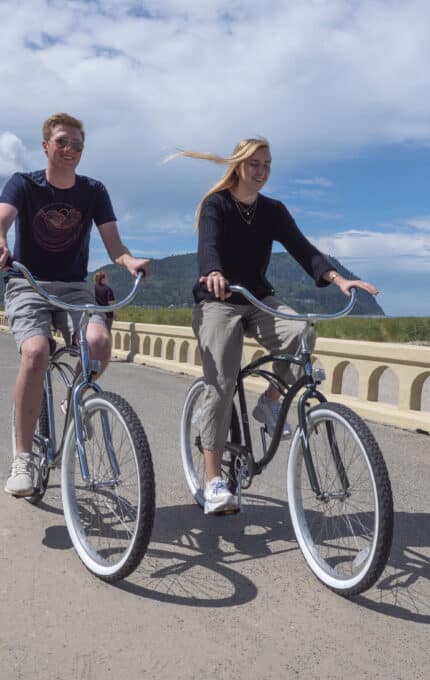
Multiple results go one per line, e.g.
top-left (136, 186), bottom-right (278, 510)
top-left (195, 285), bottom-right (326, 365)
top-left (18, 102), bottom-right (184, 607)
top-left (115, 494), bottom-right (294, 607)
top-left (355, 510), bottom-right (430, 623)
top-left (38, 490), bottom-right (430, 620)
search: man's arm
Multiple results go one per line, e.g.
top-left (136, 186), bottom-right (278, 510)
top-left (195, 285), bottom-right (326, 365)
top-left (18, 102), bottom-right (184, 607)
top-left (97, 221), bottom-right (151, 278)
top-left (0, 202), bottom-right (18, 269)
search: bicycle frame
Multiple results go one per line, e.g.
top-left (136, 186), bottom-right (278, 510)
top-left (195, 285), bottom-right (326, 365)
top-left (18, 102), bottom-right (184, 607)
top-left (225, 285), bottom-right (355, 498)
top-left (10, 260), bottom-right (143, 485)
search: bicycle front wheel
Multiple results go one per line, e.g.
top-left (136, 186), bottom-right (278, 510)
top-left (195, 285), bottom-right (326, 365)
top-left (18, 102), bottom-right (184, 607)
top-left (61, 391), bottom-right (155, 582)
top-left (180, 379), bottom-right (241, 507)
top-left (287, 402), bottom-right (393, 597)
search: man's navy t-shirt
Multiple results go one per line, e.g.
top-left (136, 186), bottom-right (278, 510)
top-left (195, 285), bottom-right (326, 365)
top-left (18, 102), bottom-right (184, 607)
top-left (0, 170), bottom-right (116, 281)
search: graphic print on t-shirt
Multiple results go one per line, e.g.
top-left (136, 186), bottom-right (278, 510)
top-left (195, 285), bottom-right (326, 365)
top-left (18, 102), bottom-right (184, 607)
top-left (33, 202), bottom-right (83, 252)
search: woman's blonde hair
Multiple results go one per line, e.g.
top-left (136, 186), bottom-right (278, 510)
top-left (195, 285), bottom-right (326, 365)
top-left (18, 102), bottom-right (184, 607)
top-left (169, 137), bottom-right (270, 225)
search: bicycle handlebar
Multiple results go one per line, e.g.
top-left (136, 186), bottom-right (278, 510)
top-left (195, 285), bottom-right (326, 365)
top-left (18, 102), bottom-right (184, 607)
top-left (227, 284), bottom-right (357, 322)
top-left (9, 260), bottom-right (144, 314)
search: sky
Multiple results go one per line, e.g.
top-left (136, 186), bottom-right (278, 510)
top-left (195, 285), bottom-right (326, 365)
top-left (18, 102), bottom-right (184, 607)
top-left (0, 0), bottom-right (429, 316)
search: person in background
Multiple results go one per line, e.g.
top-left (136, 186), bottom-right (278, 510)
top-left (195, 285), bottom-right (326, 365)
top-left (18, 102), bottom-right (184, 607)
top-left (94, 270), bottom-right (116, 333)
top-left (173, 137), bottom-right (379, 515)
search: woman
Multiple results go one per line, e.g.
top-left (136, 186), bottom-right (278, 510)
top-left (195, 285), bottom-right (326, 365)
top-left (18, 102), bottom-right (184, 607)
top-left (175, 138), bottom-right (378, 515)
top-left (94, 271), bottom-right (116, 333)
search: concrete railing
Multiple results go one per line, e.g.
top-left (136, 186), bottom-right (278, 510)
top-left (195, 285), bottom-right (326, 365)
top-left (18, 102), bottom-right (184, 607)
top-left (1, 312), bottom-right (429, 433)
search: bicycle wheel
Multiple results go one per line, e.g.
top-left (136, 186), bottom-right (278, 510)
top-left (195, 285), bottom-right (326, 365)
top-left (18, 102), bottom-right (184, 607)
top-left (61, 391), bottom-right (155, 582)
top-left (11, 391), bottom-right (50, 505)
top-left (287, 402), bottom-right (393, 597)
top-left (180, 378), bottom-right (241, 507)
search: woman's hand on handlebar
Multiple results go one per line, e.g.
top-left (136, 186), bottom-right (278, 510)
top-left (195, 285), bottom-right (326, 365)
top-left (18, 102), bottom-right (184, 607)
top-left (199, 272), bottom-right (232, 300)
top-left (333, 273), bottom-right (379, 297)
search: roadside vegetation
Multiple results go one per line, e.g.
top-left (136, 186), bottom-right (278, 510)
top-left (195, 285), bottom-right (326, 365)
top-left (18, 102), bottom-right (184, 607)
top-left (116, 307), bottom-right (430, 343)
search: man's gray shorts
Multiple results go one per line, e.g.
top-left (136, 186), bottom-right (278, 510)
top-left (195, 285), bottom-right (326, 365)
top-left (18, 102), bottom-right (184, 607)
top-left (4, 278), bottom-right (107, 351)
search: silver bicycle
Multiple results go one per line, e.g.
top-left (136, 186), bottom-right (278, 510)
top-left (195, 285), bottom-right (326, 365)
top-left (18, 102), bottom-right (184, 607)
top-left (4, 260), bottom-right (155, 582)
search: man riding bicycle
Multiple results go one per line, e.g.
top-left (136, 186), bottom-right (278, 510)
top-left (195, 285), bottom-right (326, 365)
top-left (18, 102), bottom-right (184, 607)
top-left (0, 112), bottom-right (150, 497)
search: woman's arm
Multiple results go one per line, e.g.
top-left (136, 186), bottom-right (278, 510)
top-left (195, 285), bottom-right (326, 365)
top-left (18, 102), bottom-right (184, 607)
top-left (322, 269), bottom-right (379, 297)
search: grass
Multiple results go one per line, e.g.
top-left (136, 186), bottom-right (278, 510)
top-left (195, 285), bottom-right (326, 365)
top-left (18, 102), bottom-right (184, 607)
top-left (116, 306), bottom-right (193, 326)
top-left (315, 316), bottom-right (430, 343)
top-left (115, 307), bottom-right (430, 344)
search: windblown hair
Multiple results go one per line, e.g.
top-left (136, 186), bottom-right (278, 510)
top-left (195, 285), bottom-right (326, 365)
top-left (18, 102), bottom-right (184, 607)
top-left (93, 271), bottom-right (106, 285)
top-left (169, 137), bottom-right (270, 225)
top-left (42, 112), bottom-right (85, 142)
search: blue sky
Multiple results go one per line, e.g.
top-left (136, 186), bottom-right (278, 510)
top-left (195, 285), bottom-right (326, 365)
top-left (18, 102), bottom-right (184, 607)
top-left (0, 0), bottom-right (429, 316)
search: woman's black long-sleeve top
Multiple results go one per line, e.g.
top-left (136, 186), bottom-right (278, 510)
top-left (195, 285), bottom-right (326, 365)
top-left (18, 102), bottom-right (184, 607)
top-left (193, 189), bottom-right (333, 305)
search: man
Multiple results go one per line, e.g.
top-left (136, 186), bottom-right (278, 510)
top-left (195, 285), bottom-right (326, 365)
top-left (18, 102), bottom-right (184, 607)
top-left (0, 112), bottom-right (150, 496)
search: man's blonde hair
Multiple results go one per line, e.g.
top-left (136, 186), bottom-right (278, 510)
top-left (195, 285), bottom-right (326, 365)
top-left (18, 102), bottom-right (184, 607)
top-left (169, 137), bottom-right (270, 225)
top-left (42, 113), bottom-right (85, 142)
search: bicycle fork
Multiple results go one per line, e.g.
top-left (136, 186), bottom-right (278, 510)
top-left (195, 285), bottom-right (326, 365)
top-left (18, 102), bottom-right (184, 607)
top-left (297, 390), bottom-right (351, 499)
top-left (72, 385), bottom-right (121, 489)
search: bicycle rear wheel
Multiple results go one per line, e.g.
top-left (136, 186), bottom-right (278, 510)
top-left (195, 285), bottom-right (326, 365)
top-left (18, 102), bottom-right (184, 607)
top-left (180, 378), bottom-right (241, 507)
top-left (287, 402), bottom-right (393, 597)
top-left (10, 391), bottom-right (50, 505)
top-left (61, 391), bottom-right (155, 582)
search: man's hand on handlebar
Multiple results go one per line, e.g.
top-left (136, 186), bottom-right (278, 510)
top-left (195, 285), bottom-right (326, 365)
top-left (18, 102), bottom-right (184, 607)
top-left (199, 272), bottom-right (232, 301)
top-left (0, 241), bottom-right (12, 271)
top-left (123, 256), bottom-right (151, 280)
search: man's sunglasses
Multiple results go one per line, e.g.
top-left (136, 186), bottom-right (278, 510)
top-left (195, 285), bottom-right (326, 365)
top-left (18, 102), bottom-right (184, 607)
top-left (53, 136), bottom-right (84, 152)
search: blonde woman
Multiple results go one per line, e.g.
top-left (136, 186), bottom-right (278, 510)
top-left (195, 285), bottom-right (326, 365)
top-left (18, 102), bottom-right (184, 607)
top-left (175, 138), bottom-right (378, 514)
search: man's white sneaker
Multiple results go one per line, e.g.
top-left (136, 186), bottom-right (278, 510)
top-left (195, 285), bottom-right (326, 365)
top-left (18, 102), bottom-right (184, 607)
top-left (252, 393), bottom-right (292, 440)
top-left (4, 453), bottom-right (35, 497)
top-left (204, 477), bottom-right (238, 515)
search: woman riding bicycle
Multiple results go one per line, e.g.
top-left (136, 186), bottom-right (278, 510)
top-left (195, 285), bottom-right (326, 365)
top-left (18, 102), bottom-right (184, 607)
top-left (175, 137), bottom-right (379, 515)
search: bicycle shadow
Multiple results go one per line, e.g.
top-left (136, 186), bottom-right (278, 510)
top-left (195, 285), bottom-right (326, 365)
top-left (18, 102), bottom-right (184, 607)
top-left (39, 489), bottom-right (430, 620)
top-left (115, 494), bottom-right (295, 607)
top-left (117, 499), bottom-right (430, 619)
top-left (355, 510), bottom-right (430, 623)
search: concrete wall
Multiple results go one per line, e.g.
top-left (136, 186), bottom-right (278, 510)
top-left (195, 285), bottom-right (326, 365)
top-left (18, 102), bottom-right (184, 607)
top-left (1, 311), bottom-right (429, 432)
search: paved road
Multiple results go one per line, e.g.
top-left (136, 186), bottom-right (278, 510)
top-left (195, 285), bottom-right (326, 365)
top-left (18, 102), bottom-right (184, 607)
top-left (0, 332), bottom-right (429, 680)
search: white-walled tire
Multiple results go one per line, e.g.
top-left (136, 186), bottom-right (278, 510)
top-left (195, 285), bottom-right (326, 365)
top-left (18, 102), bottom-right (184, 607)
top-left (61, 391), bottom-right (155, 582)
top-left (287, 403), bottom-right (393, 597)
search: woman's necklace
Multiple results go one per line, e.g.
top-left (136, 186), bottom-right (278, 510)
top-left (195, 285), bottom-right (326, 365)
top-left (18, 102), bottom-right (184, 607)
top-left (231, 194), bottom-right (258, 225)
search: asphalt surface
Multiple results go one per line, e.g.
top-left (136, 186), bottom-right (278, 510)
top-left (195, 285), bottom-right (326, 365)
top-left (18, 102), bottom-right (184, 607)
top-left (0, 331), bottom-right (429, 680)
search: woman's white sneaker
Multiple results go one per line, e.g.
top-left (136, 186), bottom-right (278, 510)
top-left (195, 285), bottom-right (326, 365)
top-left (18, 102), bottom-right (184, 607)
top-left (252, 393), bottom-right (292, 439)
top-left (204, 477), bottom-right (238, 515)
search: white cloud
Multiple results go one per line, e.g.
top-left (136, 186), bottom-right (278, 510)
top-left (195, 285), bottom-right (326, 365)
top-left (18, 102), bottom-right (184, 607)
top-left (313, 227), bottom-right (430, 273)
top-left (1, 0), bottom-right (430, 313)
top-left (295, 178), bottom-right (335, 188)
top-left (0, 133), bottom-right (28, 177)
top-left (403, 216), bottom-right (430, 231)
top-left (2, 1), bottom-right (430, 174)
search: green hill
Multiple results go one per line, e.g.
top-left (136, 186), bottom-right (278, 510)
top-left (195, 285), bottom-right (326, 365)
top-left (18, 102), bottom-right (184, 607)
top-left (1, 251), bottom-right (384, 315)
top-left (93, 251), bottom-right (384, 315)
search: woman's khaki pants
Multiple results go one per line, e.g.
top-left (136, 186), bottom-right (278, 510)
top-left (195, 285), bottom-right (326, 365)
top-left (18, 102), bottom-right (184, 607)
top-left (192, 298), bottom-right (315, 450)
